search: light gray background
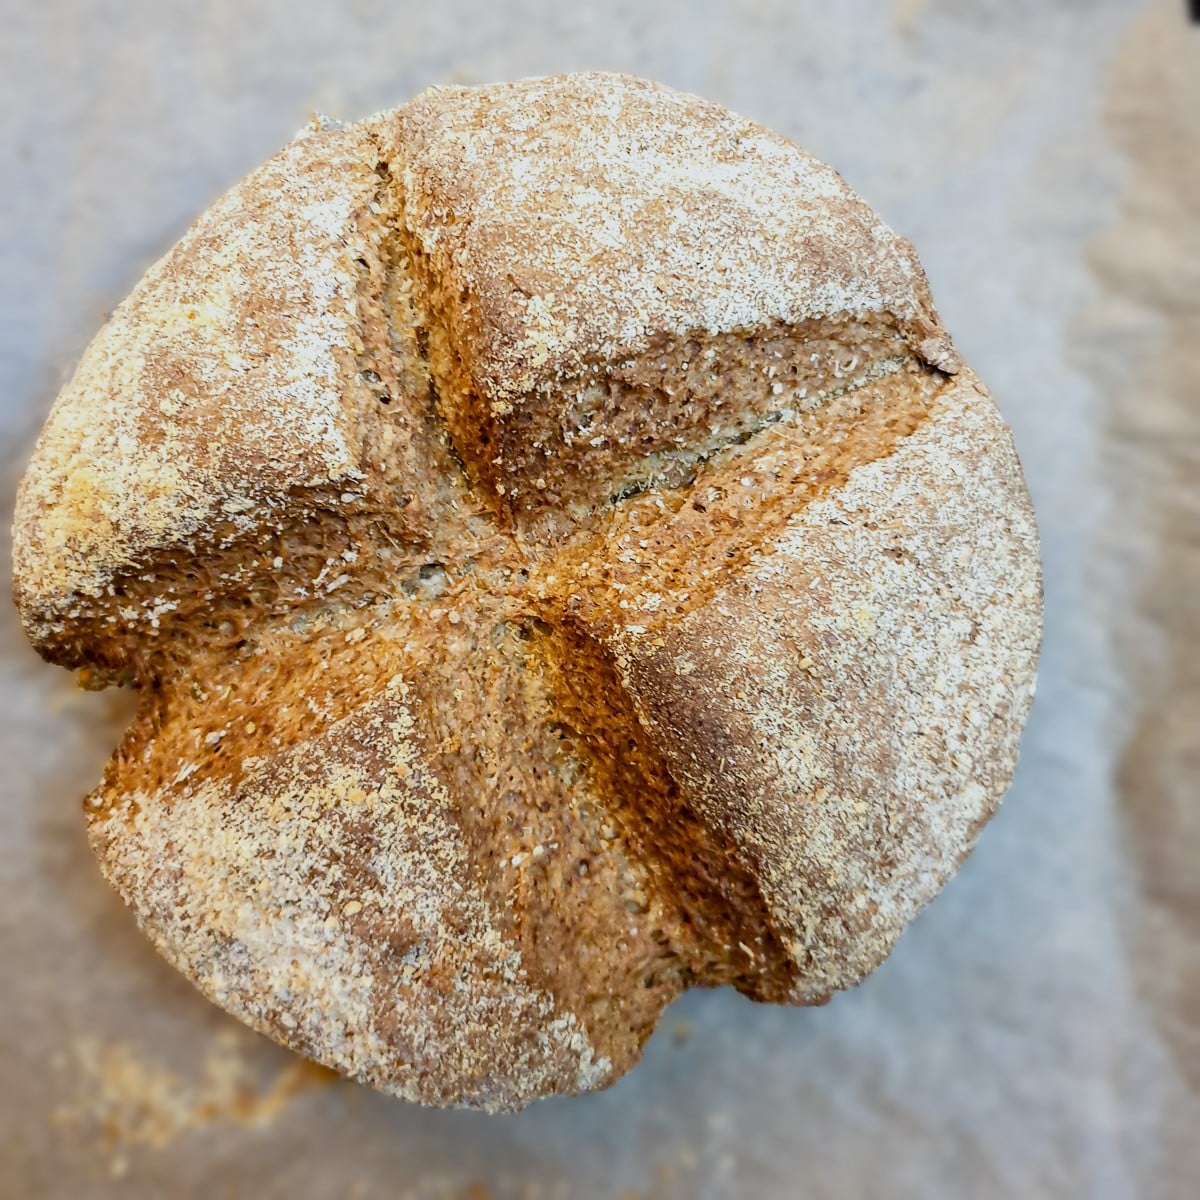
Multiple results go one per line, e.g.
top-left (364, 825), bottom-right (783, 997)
top-left (2, 2), bottom-right (1197, 1197)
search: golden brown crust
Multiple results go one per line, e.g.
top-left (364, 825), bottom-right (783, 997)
top-left (11, 73), bottom-right (1041, 1111)
top-left (12, 123), bottom-right (383, 643)
top-left (89, 679), bottom-right (619, 1112)
top-left (598, 373), bottom-right (1040, 999)
top-left (392, 73), bottom-right (956, 402)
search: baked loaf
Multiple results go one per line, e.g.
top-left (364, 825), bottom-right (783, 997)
top-left (11, 73), bottom-right (1041, 1111)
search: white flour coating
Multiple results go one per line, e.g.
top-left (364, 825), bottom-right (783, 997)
top-left (12, 127), bottom-right (375, 621)
top-left (395, 72), bottom-right (955, 402)
top-left (13, 72), bottom-right (952, 631)
top-left (91, 684), bottom-right (611, 1111)
top-left (751, 381), bottom-right (1039, 992)
top-left (609, 374), bottom-right (1040, 999)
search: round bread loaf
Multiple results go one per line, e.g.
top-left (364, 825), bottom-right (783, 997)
top-left (11, 73), bottom-right (1041, 1111)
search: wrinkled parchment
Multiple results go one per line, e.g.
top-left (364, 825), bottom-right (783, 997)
top-left (2, 2), bottom-right (1196, 1196)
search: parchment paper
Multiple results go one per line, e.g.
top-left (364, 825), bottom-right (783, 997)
top-left (2, 2), bottom-right (1196, 1196)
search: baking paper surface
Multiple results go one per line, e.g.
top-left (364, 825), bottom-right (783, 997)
top-left (2, 2), bottom-right (1196, 1195)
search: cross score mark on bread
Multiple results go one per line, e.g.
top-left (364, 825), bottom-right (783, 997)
top-left (11, 74), bottom-right (1041, 1111)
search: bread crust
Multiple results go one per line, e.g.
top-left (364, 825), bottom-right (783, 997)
top-left (599, 373), bottom-right (1040, 1001)
top-left (392, 73), bottom-right (957, 401)
top-left (11, 73), bottom-right (1041, 1111)
top-left (89, 678), bottom-right (619, 1111)
top-left (13, 124), bottom-right (381, 639)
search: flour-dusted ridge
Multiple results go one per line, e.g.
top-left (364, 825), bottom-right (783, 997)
top-left (92, 684), bottom-right (612, 1111)
top-left (12, 125), bottom-right (381, 635)
top-left (607, 374), bottom-right (1041, 1000)
top-left (394, 72), bottom-right (958, 402)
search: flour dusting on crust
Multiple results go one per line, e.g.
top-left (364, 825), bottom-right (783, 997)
top-left (90, 682), bottom-right (612, 1112)
top-left (394, 72), bottom-right (957, 404)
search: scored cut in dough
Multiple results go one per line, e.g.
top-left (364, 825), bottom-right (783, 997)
top-left (11, 73), bottom-right (1041, 1111)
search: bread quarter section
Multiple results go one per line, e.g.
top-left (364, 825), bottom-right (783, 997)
top-left (388, 73), bottom-right (958, 534)
top-left (596, 375), bottom-right (1041, 999)
top-left (10, 122), bottom-right (447, 675)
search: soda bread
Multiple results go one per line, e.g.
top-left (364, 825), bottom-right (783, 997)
top-left (11, 73), bottom-right (1042, 1111)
